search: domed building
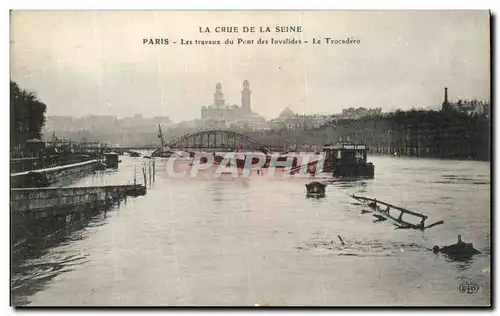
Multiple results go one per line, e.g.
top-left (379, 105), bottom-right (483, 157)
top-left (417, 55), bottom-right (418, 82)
top-left (270, 107), bottom-right (301, 130)
top-left (271, 107), bottom-right (327, 131)
top-left (279, 107), bottom-right (295, 118)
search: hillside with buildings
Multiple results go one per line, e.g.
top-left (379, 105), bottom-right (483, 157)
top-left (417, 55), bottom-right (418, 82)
top-left (42, 85), bottom-right (490, 161)
top-left (257, 88), bottom-right (490, 160)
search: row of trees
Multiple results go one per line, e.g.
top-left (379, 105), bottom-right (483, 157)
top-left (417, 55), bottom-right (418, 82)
top-left (272, 109), bottom-right (490, 160)
top-left (10, 81), bottom-right (47, 152)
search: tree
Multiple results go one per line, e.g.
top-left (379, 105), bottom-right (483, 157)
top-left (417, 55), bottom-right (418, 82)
top-left (10, 81), bottom-right (47, 151)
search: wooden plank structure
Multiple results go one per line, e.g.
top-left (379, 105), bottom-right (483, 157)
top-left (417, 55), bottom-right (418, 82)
top-left (351, 194), bottom-right (444, 231)
top-left (11, 184), bottom-right (146, 218)
top-left (10, 159), bottom-right (101, 188)
top-left (11, 159), bottom-right (99, 178)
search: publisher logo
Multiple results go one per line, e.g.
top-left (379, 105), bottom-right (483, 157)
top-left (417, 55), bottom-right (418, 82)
top-left (458, 282), bottom-right (479, 294)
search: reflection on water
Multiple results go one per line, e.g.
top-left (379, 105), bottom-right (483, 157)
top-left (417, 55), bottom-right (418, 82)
top-left (331, 179), bottom-right (368, 189)
top-left (296, 236), bottom-right (428, 258)
top-left (450, 257), bottom-right (474, 271)
top-left (11, 202), bottom-right (122, 306)
top-left (11, 155), bottom-right (491, 306)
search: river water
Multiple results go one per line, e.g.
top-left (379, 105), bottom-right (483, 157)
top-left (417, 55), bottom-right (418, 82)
top-left (11, 155), bottom-right (491, 306)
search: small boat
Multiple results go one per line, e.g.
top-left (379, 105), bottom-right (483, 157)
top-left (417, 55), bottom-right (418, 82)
top-left (126, 166), bottom-right (147, 197)
top-left (129, 151), bottom-right (141, 157)
top-left (151, 148), bottom-right (174, 158)
top-left (305, 181), bottom-right (326, 198)
top-left (93, 161), bottom-right (107, 171)
top-left (433, 235), bottom-right (481, 261)
top-left (126, 184), bottom-right (147, 197)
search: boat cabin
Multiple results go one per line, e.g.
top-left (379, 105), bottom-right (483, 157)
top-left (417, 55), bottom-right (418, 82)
top-left (323, 141), bottom-right (367, 167)
top-left (305, 181), bottom-right (326, 198)
top-left (104, 152), bottom-right (120, 168)
top-left (322, 137), bottom-right (374, 178)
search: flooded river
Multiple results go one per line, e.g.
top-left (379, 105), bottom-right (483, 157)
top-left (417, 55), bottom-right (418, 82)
top-left (11, 155), bottom-right (491, 306)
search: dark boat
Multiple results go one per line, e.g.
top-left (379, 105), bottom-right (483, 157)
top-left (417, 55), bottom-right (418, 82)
top-left (104, 152), bottom-right (120, 168)
top-left (129, 151), bottom-right (141, 157)
top-left (322, 138), bottom-right (374, 179)
top-left (306, 181), bottom-right (326, 198)
top-left (151, 147), bottom-right (175, 158)
top-left (433, 235), bottom-right (481, 261)
top-left (125, 184), bottom-right (147, 197)
top-left (127, 167), bottom-right (147, 197)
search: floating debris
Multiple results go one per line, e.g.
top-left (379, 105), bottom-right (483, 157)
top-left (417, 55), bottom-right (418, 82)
top-left (352, 194), bottom-right (444, 231)
top-left (338, 235), bottom-right (345, 245)
top-left (433, 235), bottom-right (481, 261)
top-left (372, 214), bottom-right (387, 221)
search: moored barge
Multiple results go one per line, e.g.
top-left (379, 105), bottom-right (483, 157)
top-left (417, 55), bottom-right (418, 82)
top-left (322, 139), bottom-right (375, 179)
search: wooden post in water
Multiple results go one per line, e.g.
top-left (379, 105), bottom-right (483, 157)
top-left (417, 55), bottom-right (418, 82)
top-left (142, 165), bottom-right (147, 188)
top-left (152, 159), bottom-right (156, 182)
top-left (148, 161), bottom-right (152, 186)
top-left (338, 235), bottom-right (345, 246)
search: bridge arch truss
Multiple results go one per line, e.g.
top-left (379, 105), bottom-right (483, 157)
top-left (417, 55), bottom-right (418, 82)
top-left (165, 130), bottom-right (270, 153)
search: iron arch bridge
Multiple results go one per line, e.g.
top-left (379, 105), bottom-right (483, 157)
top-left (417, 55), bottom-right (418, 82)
top-left (165, 130), bottom-right (271, 154)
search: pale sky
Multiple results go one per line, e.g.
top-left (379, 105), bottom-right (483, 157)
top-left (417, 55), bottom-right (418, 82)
top-left (10, 11), bottom-right (490, 121)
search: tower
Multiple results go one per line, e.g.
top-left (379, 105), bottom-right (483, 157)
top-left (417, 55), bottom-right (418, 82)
top-left (214, 82), bottom-right (225, 107)
top-left (241, 80), bottom-right (251, 113)
top-left (442, 87), bottom-right (450, 111)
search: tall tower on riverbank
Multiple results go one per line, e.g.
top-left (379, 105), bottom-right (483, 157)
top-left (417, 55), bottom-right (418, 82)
top-left (214, 83), bottom-right (225, 107)
top-left (241, 80), bottom-right (251, 113)
top-left (442, 87), bottom-right (450, 111)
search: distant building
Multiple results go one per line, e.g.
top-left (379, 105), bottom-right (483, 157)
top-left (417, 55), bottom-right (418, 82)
top-left (441, 87), bottom-right (490, 117)
top-left (44, 115), bottom-right (75, 132)
top-left (43, 114), bottom-right (174, 138)
top-left (201, 81), bottom-right (265, 128)
top-left (177, 119), bottom-right (203, 128)
top-left (270, 108), bottom-right (329, 130)
top-left (152, 116), bottom-right (173, 127)
top-left (341, 107), bottom-right (382, 119)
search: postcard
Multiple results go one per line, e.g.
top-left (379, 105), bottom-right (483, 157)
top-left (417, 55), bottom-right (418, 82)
top-left (10, 10), bottom-right (491, 307)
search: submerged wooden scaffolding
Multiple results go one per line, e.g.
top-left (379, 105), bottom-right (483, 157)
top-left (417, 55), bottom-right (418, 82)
top-left (351, 194), bottom-right (444, 231)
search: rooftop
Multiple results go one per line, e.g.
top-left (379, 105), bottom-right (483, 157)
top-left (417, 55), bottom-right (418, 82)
top-left (279, 107), bottom-right (295, 118)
